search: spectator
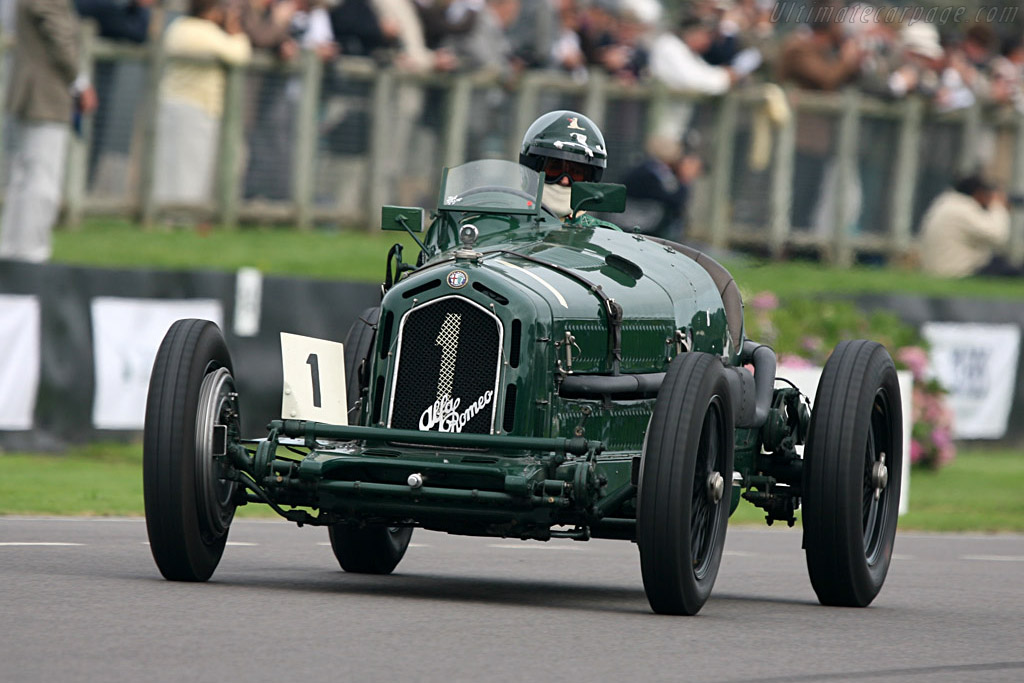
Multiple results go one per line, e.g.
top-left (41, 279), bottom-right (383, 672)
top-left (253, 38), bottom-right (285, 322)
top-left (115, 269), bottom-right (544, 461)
top-left (241, 0), bottom-right (298, 202)
top-left (365, 0), bottom-right (440, 206)
top-left (576, 0), bottom-right (618, 70)
top-left (506, 0), bottom-right (557, 69)
top-left (621, 133), bottom-right (702, 241)
top-left (415, 0), bottom-right (477, 53)
top-left (882, 21), bottom-right (944, 100)
top-left (292, 0), bottom-right (338, 59)
top-left (601, 0), bottom-right (652, 83)
top-left (243, 0), bottom-right (298, 58)
top-left (154, 0), bottom-right (251, 206)
top-left (75, 0), bottom-right (154, 43)
top-left (776, 3), bottom-right (862, 91)
top-left (776, 3), bottom-right (863, 233)
top-left (919, 173), bottom-right (1013, 278)
top-left (647, 7), bottom-right (759, 140)
top-left (548, 0), bottom-right (586, 79)
top-left (648, 10), bottom-right (738, 95)
top-left (74, 1), bottom-right (157, 195)
top-left (699, 0), bottom-right (742, 66)
top-left (444, 0), bottom-right (520, 73)
top-left (991, 36), bottom-right (1024, 114)
top-left (330, 0), bottom-right (397, 57)
top-left (959, 22), bottom-right (999, 90)
top-left (1, 0), bottom-right (97, 262)
top-left (445, 0), bottom-right (522, 158)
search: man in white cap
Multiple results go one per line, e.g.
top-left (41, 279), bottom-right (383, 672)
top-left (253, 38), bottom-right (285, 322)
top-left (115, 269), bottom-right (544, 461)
top-left (887, 21), bottom-right (944, 99)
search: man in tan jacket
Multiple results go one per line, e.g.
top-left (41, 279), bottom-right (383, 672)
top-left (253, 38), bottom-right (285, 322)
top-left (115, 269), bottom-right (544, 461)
top-left (1, 0), bottom-right (97, 262)
top-left (920, 175), bottom-right (1013, 278)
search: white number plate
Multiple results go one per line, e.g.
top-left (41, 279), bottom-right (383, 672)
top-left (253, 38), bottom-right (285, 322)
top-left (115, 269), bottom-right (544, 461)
top-left (280, 332), bottom-right (348, 425)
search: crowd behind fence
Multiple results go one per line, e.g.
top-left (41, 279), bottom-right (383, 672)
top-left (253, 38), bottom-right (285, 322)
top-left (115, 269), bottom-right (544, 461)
top-left (2, 28), bottom-right (1024, 267)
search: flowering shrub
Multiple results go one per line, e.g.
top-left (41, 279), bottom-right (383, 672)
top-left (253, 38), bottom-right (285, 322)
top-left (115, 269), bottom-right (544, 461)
top-left (897, 347), bottom-right (956, 469)
top-left (744, 291), bottom-right (955, 469)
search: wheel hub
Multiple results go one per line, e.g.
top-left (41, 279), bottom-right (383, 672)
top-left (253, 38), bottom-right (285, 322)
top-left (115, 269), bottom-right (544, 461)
top-left (196, 367), bottom-right (239, 536)
top-left (871, 452), bottom-right (888, 500)
top-left (706, 471), bottom-right (724, 505)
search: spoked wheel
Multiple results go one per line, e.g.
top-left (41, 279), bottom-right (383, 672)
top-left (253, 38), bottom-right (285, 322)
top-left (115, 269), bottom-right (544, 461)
top-left (144, 319), bottom-right (240, 581)
top-left (637, 352), bottom-right (734, 615)
top-left (329, 307), bottom-right (413, 574)
top-left (803, 340), bottom-right (902, 607)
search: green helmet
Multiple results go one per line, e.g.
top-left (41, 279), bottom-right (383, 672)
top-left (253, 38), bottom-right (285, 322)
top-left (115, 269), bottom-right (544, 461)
top-left (519, 110), bottom-right (607, 182)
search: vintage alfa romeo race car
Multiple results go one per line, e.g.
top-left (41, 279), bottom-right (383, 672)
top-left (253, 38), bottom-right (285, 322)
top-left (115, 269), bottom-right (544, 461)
top-left (143, 159), bottom-right (902, 615)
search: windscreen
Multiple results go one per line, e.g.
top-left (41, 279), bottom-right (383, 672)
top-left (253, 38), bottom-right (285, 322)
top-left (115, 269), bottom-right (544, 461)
top-left (439, 160), bottom-right (542, 214)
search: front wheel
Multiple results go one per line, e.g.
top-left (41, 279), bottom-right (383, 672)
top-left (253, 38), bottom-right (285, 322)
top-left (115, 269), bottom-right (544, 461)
top-left (144, 319), bottom-right (240, 581)
top-left (637, 352), bottom-right (734, 615)
top-left (803, 340), bottom-right (902, 607)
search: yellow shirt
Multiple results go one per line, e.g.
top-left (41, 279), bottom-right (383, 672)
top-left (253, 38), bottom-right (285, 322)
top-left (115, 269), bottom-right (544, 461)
top-left (161, 17), bottom-right (252, 118)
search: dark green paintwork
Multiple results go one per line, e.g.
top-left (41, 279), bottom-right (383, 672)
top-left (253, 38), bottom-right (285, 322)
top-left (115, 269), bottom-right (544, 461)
top-left (240, 167), bottom-right (807, 539)
top-left (380, 205), bottom-right (425, 233)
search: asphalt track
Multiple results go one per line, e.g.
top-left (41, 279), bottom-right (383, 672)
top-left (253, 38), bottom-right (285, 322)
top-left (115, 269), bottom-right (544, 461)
top-left (1, 517), bottom-right (1022, 683)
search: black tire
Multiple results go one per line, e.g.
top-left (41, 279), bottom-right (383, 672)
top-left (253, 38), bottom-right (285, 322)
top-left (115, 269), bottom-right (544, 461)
top-left (328, 525), bottom-right (413, 574)
top-left (144, 319), bottom-right (239, 581)
top-left (637, 352), bottom-right (734, 615)
top-left (803, 340), bottom-right (902, 607)
top-left (331, 307), bottom-right (413, 574)
top-left (344, 307), bottom-right (380, 423)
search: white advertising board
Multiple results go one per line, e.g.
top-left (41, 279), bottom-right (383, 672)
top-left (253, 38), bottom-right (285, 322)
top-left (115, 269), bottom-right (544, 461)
top-left (0, 295), bottom-right (40, 430)
top-left (776, 365), bottom-right (912, 515)
top-left (91, 298), bottom-right (223, 430)
top-left (921, 322), bottom-right (1021, 440)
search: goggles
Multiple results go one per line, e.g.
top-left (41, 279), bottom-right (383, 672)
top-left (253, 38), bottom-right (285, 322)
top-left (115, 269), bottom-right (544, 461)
top-left (542, 158), bottom-right (592, 184)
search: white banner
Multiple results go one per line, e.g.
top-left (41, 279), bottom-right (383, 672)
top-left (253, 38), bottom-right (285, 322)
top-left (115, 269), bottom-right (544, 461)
top-left (777, 365), bottom-right (912, 515)
top-left (91, 298), bottom-right (223, 430)
top-left (922, 322), bottom-right (1021, 440)
top-left (0, 295), bottom-right (40, 430)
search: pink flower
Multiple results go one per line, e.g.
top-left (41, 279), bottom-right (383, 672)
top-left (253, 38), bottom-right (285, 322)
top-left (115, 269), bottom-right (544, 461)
top-left (801, 335), bottom-right (824, 353)
top-left (910, 439), bottom-right (924, 464)
top-left (778, 353), bottom-right (814, 369)
top-left (750, 291), bottom-right (779, 312)
top-left (897, 346), bottom-right (930, 381)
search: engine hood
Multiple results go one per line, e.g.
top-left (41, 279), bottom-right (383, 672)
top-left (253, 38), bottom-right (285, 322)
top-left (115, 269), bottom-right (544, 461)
top-left (387, 223), bottom-right (733, 372)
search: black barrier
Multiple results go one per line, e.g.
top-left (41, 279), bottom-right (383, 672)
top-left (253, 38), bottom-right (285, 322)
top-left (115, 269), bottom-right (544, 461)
top-left (2, 261), bottom-right (1023, 448)
top-left (0, 261), bottom-right (378, 450)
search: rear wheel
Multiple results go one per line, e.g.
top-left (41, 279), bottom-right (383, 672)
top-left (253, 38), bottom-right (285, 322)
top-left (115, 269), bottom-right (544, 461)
top-left (637, 352), bottom-right (734, 615)
top-left (144, 319), bottom-right (239, 581)
top-left (330, 307), bottom-right (413, 574)
top-left (803, 340), bottom-right (902, 607)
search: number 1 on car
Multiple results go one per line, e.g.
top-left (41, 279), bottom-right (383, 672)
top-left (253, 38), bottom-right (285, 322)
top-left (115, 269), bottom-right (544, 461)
top-left (280, 333), bottom-right (347, 424)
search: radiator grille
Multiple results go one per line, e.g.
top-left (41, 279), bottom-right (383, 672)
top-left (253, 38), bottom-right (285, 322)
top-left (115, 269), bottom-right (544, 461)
top-left (388, 296), bottom-right (502, 434)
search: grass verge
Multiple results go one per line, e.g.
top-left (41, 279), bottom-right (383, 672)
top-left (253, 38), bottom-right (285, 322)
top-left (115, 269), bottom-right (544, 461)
top-left (53, 220), bottom-right (1024, 300)
top-left (2, 444), bottom-right (1021, 532)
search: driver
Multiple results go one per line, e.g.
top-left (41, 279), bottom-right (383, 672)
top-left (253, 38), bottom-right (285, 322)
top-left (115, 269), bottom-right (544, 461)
top-left (519, 110), bottom-right (621, 229)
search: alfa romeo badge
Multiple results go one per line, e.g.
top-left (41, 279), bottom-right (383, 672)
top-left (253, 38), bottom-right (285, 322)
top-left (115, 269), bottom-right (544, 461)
top-left (447, 270), bottom-right (469, 288)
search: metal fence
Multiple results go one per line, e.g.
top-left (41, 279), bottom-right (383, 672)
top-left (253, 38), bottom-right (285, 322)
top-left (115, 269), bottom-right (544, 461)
top-left (3, 28), bottom-right (1024, 266)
